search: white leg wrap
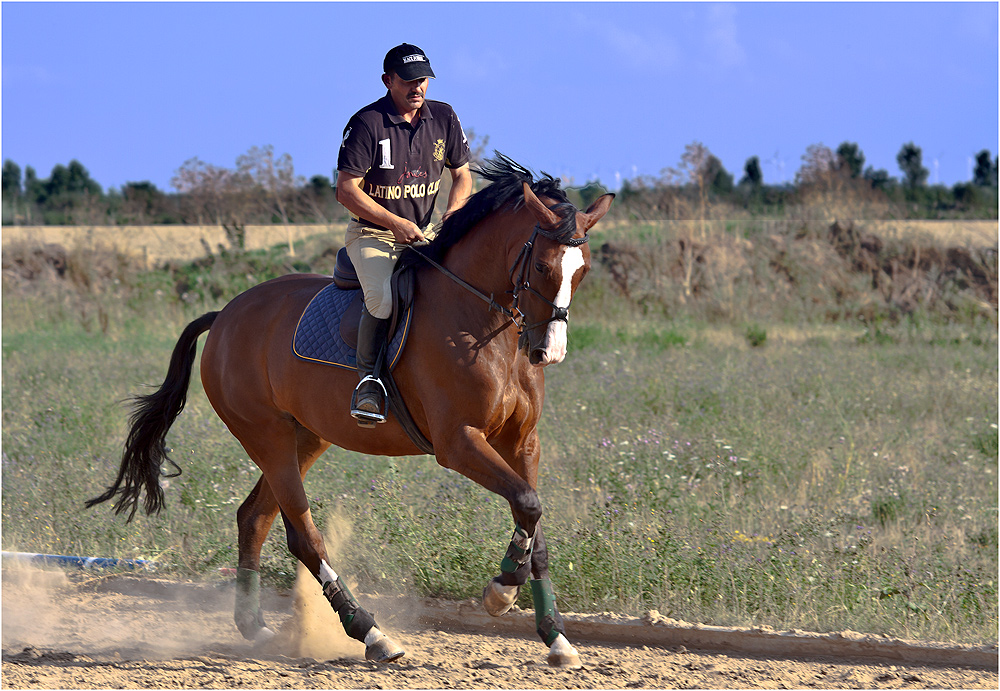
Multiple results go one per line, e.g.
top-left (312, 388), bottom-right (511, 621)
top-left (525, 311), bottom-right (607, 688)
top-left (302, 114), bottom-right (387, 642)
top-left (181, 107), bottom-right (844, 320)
top-left (363, 626), bottom-right (385, 647)
top-left (319, 560), bottom-right (338, 585)
top-left (253, 626), bottom-right (276, 644)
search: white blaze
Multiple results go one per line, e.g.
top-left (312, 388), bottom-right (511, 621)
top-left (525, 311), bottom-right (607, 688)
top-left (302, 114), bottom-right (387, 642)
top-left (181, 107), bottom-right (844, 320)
top-left (541, 246), bottom-right (584, 365)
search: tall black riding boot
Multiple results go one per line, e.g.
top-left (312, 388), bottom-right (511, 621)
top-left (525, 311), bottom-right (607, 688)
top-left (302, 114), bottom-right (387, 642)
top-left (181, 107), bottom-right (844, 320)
top-left (351, 304), bottom-right (390, 427)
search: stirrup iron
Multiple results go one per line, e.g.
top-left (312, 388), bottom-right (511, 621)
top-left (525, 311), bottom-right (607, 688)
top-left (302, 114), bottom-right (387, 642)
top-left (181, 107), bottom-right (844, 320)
top-left (351, 375), bottom-right (388, 426)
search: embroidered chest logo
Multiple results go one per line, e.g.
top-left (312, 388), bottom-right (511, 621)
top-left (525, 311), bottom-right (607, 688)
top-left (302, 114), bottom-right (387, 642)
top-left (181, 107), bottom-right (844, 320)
top-left (433, 139), bottom-right (446, 162)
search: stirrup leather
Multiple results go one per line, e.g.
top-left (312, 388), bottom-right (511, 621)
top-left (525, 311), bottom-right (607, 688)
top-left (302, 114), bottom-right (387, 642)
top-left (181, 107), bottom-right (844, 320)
top-left (351, 375), bottom-right (388, 425)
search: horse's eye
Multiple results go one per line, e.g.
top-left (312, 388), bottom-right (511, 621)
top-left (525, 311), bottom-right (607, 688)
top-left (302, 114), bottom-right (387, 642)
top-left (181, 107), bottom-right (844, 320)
top-left (534, 262), bottom-right (547, 275)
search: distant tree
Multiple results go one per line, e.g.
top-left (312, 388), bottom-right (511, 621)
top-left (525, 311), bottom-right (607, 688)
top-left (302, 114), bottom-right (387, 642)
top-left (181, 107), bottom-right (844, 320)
top-left (739, 156), bottom-right (763, 188)
top-left (864, 166), bottom-right (894, 192)
top-left (795, 144), bottom-right (838, 186)
top-left (237, 145), bottom-right (300, 224)
top-left (299, 174), bottom-right (337, 223)
top-left (309, 174), bottom-right (333, 196)
top-left (43, 160), bottom-right (102, 199)
top-left (68, 160), bottom-right (102, 195)
top-left (2, 159), bottom-right (22, 197)
top-left (577, 180), bottom-right (607, 209)
top-left (661, 141), bottom-right (721, 297)
top-left (236, 145), bottom-right (303, 252)
top-left (704, 155), bottom-right (733, 197)
top-left (2, 160), bottom-right (22, 224)
top-left (973, 149), bottom-right (997, 187)
top-left (896, 142), bottom-right (928, 190)
top-left (171, 157), bottom-right (247, 229)
top-left (121, 181), bottom-right (164, 224)
top-left (952, 182), bottom-right (980, 207)
top-left (24, 166), bottom-right (42, 202)
top-left (20, 160), bottom-right (106, 223)
top-left (796, 144), bottom-right (889, 219)
top-left (836, 142), bottom-right (865, 178)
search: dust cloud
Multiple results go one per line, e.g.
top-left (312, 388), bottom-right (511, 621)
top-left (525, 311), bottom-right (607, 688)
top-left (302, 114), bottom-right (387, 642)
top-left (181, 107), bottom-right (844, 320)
top-left (270, 507), bottom-right (419, 660)
top-left (2, 560), bottom-right (237, 659)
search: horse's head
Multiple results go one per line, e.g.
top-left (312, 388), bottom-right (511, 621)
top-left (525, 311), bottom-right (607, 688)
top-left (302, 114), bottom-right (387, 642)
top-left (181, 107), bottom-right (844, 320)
top-left (513, 182), bottom-right (614, 366)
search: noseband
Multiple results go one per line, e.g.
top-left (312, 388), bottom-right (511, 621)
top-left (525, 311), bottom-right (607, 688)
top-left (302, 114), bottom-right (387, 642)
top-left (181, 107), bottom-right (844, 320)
top-left (507, 223), bottom-right (589, 347)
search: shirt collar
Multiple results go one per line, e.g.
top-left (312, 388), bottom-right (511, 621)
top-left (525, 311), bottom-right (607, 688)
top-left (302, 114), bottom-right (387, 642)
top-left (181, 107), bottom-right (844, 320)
top-left (381, 92), bottom-right (433, 126)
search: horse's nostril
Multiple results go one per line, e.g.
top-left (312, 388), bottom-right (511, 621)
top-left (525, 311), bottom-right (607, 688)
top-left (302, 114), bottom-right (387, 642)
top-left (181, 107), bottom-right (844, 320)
top-left (529, 349), bottom-right (546, 366)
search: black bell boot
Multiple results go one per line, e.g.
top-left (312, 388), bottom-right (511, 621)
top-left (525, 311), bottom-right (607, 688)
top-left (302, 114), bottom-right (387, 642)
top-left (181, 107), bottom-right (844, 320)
top-left (350, 304), bottom-right (390, 427)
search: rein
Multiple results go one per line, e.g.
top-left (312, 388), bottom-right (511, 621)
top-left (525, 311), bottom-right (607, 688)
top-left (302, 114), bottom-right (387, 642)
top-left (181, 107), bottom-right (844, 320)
top-left (406, 222), bottom-right (590, 346)
top-left (406, 243), bottom-right (517, 321)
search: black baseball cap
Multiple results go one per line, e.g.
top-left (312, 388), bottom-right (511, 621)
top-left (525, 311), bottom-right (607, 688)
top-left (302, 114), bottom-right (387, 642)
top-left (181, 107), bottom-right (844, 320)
top-left (383, 43), bottom-right (436, 81)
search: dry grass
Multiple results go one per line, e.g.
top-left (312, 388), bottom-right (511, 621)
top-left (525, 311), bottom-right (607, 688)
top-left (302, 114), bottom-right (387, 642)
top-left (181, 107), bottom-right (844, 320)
top-left (2, 220), bottom-right (992, 268)
top-left (1, 224), bottom-right (347, 267)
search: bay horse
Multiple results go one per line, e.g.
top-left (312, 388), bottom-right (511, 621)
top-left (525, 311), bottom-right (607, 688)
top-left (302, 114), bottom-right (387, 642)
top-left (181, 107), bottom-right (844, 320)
top-left (87, 154), bottom-right (614, 667)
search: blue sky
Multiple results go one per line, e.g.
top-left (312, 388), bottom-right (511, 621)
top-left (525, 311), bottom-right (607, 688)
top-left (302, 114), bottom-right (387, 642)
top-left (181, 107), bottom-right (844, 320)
top-left (2, 1), bottom-right (997, 193)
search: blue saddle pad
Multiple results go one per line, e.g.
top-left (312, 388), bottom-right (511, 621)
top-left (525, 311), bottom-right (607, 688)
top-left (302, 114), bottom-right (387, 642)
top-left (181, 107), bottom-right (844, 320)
top-left (292, 283), bottom-right (409, 370)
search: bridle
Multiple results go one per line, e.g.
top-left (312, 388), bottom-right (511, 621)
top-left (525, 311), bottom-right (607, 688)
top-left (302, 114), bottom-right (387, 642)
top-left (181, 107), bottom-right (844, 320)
top-left (506, 223), bottom-right (589, 347)
top-left (407, 216), bottom-right (589, 348)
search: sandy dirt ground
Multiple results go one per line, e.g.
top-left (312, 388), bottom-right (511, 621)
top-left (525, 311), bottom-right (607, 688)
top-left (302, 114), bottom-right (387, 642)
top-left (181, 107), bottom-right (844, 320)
top-left (2, 566), bottom-right (996, 690)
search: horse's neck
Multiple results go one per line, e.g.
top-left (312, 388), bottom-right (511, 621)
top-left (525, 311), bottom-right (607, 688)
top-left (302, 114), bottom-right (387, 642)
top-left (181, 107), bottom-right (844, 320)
top-left (435, 210), bottom-right (529, 331)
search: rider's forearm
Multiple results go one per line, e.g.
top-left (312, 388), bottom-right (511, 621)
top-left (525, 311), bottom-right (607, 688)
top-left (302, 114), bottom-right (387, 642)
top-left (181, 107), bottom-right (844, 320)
top-left (445, 165), bottom-right (473, 217)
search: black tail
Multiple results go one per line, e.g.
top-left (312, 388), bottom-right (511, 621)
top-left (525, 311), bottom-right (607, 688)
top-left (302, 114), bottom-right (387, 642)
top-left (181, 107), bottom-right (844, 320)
top-left (86, 312), bottom-right (219, 521)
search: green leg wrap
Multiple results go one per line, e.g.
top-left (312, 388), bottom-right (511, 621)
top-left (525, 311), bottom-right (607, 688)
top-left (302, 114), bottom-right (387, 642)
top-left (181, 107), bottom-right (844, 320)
top-left (500, 523), bottom-right (534, 576)
top-left (530, 578), bottom-right (563, 646)
top-left (234, 568), bottom-right (268, 640)
top-left (322, 576), bottom-right (377, 642)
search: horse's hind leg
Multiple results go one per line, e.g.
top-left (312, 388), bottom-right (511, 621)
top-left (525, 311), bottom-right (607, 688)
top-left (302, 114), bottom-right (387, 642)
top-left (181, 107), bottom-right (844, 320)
top-left (234, 424), bottom-right (330, 643)
top-left (233, 418), bottom-right (403, 662)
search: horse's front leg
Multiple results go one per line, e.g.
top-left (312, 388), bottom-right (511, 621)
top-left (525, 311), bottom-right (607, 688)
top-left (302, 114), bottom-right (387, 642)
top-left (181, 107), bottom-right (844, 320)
top-left (483, 522), bottom-right (579, 667)
top-left (447, 427), bottom-right (581, 668)
top-left (528, 526), bottom-right (581, 668)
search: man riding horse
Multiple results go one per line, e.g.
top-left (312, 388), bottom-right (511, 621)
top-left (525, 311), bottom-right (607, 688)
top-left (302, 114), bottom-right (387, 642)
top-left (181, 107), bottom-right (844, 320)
top-left (336, 43), bottom-right (473, 426)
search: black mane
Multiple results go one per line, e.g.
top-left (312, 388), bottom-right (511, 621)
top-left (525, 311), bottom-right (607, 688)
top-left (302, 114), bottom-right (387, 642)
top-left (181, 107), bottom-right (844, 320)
top-left (400, 153), bottom-right (573, 267)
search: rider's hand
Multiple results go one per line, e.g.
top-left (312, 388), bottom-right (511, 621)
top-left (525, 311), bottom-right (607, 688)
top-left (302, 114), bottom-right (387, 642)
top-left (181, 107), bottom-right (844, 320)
top-left (391, 219), bottom-right (426, 245)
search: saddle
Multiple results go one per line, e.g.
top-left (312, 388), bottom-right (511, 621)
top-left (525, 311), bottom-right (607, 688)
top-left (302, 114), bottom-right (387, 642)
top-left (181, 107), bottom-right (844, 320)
top-left (333, 247), bottom-right (414, 351)
top-left (292, 248), bottom-right (432, 454)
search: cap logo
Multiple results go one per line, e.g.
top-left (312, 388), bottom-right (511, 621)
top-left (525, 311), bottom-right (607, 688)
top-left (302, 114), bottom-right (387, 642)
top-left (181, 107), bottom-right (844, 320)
top-left (401, 54), bottom-right (426, 63)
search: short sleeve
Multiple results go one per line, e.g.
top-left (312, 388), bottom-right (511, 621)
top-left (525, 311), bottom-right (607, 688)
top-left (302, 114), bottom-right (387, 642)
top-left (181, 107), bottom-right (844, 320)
top-left (337, 117), bottom-right (374, 176)
top-left (445, 108), bottom-right (471, 169)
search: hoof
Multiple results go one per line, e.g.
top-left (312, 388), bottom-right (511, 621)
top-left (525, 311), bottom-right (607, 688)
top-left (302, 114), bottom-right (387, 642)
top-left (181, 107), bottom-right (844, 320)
top-left (482, 578), bottom-right (519, 617)
top-left (547, 633), bottom-right (582, 669)
top-left (364, 631), bottom-right (405, 663)
top-left (252, 626), bottom-right (276, 646)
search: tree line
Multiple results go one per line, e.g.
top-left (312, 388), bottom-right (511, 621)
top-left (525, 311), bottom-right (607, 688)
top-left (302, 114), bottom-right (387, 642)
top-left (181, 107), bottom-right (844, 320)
top-left (2, 138), bottom-right (997, 227)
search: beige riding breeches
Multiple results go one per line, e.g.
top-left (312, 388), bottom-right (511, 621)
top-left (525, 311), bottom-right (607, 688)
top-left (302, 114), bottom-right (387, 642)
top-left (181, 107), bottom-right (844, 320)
top-left (344, 219), bottom-right (437, 319)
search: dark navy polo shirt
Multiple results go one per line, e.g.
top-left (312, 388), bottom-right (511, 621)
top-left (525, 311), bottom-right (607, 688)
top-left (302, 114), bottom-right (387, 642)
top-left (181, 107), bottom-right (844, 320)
top-left (337, 93), bottom-right (471, 228)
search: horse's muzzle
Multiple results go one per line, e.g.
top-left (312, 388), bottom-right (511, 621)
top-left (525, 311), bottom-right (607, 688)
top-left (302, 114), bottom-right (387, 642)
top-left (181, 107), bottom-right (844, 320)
top-left (527, 319), bottom-right (569, 366)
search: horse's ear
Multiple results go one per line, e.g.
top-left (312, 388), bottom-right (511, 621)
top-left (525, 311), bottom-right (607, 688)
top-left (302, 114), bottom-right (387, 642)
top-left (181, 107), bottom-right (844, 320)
top-left (522, 182), bottom-right (560, 227)
top-left (577, 193), bottom-right (615, 232)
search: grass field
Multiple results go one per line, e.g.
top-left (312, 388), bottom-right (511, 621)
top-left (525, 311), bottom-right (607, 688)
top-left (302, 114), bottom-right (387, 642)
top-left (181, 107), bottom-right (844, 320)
top-left (2, 224), bottom-right (997, 645)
